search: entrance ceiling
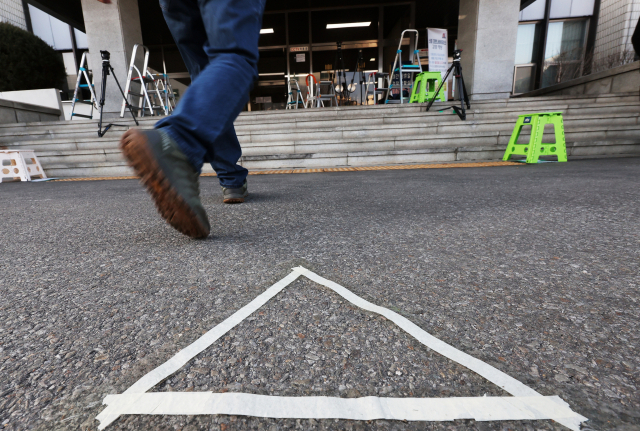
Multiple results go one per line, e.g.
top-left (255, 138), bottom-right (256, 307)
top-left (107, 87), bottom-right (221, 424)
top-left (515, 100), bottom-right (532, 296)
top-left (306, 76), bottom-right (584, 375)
top-left (26, 0), bottom-right (534, 37)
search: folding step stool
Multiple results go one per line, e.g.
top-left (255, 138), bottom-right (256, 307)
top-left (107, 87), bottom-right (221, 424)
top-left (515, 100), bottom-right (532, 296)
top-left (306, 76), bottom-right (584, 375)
top-left (70, 52), bottom-right (98, 120)
top-left (385, 29), bottom-right (423, 105)
top-left (121, 44), bottom-right (166, 118)
top-left (316, 81), bottom-right (339, 107)
top-left (410, 72), bottom-right (445, 104)
top-left (364, 72), bottom-right (390, 105)
top-left (0, 151), bottom-right (47, 183)
top-left (503, 112), bottom-right (567, 164)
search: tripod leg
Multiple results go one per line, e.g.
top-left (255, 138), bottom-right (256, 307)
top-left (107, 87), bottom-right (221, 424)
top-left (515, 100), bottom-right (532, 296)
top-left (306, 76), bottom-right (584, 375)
top-left (110, 66), bottom-right (139, 126)
top-left (426, 65), bottom-right (453, 111)
top-left (459, 67), bottom-right (470, 109)
top-left (98, 66), bottom-right (108, 137)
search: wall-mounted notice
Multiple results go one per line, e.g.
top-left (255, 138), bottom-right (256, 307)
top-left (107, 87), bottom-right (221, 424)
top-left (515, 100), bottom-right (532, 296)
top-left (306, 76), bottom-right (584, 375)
top-left (296, 53), bottom-right (306, 63)
top-left (428, 28), bottom-right (449, 101)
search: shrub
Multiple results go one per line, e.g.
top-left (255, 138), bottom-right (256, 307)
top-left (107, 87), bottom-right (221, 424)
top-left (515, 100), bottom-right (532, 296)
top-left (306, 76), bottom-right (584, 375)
top-left (0, 22), bottom-right (66, 92)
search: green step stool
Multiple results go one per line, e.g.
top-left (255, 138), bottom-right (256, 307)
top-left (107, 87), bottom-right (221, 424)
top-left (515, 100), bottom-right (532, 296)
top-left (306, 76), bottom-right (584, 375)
top-left (410, 72), bottom-right (446, 104)
top-left (503, 112), bottom-right (567, 164)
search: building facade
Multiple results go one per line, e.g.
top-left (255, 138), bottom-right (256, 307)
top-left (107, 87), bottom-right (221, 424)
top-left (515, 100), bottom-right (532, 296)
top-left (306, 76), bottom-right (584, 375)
top-left (0, 0), bottom-right (27, 30)
top-left (1, 0), bottom-right (638, 113)
top-left (594, 0), bottom-right (640, 66)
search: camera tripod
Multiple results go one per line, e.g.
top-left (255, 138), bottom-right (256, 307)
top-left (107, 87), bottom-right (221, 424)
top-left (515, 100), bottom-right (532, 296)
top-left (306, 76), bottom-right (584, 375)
top-left (426, 49), bottom-right (470, 121)
top-left (350, 49), bottom-right (367, 105)
top-left (98, 50), bottom-right (138, 137)
top-left (333, 42), bottom-right (357, 105)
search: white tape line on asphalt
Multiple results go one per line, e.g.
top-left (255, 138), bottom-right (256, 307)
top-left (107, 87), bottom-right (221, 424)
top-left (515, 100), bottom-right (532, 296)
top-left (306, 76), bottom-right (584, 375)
top-left (96, 267), bottom-right (588, 430)
top-left (101, 393), bottom-right (581, 423)
top-left (96, 270), bottom-right (302, 429)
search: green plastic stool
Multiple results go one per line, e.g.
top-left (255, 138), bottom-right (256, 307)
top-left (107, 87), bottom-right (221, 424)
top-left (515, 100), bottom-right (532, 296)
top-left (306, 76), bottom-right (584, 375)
top-left (503, 112), bottom-right (567, 164)
top-left (410, 72), bottom-right (445, 103)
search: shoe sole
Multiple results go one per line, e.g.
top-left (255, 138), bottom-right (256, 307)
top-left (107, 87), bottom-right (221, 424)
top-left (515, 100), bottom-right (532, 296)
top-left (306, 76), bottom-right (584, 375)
top-left (120, 129), bottom-right (210, 239)
top-left (223, 194), bottom-right (248, 204)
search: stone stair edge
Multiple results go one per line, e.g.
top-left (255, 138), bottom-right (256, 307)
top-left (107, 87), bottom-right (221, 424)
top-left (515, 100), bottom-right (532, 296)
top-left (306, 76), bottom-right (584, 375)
top-left (2, 106), bottom-right (638, 141)
top-left (1, 92), bottom-right (637, 130)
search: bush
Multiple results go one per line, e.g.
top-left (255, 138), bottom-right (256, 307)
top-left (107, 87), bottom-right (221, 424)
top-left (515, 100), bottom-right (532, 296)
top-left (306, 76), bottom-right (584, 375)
top-left (0, 22), bottom-right (66, 92)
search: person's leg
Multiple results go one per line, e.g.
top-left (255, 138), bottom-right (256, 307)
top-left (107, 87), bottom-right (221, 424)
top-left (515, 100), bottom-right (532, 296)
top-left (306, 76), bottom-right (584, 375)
top-left (156, 0), bottom-right (263, 188)
top-left (157, 0), bottom-right (249, 191)
top-left (157, 0), bottom-right (209, 78)
top-left (119, 0), bottom-right (214, 239)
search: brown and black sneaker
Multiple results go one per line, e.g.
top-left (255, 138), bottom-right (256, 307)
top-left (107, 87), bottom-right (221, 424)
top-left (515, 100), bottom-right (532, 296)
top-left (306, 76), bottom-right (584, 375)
top-left (119, 128), bottom-right (210, 239)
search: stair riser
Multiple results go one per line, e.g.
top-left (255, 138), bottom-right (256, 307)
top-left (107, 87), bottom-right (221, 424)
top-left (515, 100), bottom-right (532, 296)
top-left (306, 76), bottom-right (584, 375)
top-left (3, 107), bottom-right (637, 146)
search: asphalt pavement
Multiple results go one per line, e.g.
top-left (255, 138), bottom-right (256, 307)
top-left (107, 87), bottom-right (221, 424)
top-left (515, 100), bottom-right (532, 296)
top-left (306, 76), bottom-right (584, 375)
top-left (0, 158), bottom-right (639, 430)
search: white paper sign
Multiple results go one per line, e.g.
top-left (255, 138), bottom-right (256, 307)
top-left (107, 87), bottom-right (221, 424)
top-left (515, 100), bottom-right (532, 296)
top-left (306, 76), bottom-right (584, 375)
top-left (296, 53), bottom-right (306, 63)
top-left (428, 28), bottom-right (449, 101)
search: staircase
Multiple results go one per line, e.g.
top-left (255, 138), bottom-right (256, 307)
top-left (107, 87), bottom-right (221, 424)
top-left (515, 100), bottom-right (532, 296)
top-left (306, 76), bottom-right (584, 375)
top-left (0, 93), bottom-right (638, 178)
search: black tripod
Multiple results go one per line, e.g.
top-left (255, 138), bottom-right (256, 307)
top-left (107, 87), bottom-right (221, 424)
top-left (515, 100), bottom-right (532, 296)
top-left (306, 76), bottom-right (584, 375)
top-left (350, 49), bottom-right (366, 105)
top-left (333, 42), bottom-right (350, 105)
top-left (98, 50), bottom-right (139, 137)
top-left (426, 49), bottom-right (470, 121)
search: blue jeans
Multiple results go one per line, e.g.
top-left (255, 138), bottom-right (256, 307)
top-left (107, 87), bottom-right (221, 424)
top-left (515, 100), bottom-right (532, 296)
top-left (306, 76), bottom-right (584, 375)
top-left (156, 0), bottom-right (265, 188)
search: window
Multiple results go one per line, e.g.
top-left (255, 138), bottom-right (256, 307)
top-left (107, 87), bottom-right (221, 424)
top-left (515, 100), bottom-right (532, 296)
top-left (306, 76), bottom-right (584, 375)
top-left (550, 0), bottom-right (596, 19)
top-left (515, 24), bottom-right (539, 64)
top-left (519, 0), bottom-right (545, 21)
top-left (514, 23), bottom-right (542, 94)
top-left (542, 19), bottom-right (589, 87)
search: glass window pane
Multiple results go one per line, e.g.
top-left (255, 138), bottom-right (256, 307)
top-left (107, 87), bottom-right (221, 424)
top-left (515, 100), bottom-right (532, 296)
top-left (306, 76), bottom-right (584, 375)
top-left (62, 52), bottom-right (76, 75)
top-left (50, 15), bottom-right (72, 50)
top-left (570, 0), bottom-right (595, 17)
top-left (74, 29), bottom-right (88, 49)
top-left (550, 0), bottom-right (571, 19)
top-left (514, 65), bottom-right (535, 93)
top-left (520, 0), bottom-right (546, 21)
top-left (515, 24), bottom-right (537, 64)
top-left (28, 5), bottom-right (55, 48)
top-left (545, 20), bottom-right (587, 61)
top-left (542, 64), bottom-right (559, 87)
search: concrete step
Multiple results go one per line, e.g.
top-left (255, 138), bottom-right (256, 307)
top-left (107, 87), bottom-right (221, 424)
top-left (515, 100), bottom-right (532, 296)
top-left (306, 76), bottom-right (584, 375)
top-left (1, 93), bottom-right (638, 177)
top-left (6, 110), bottom-right (636, 154)
top-left (24, 123), bottom-right (640, 169)
top-left (2, 103), bottom-right (637, 147)
top-left (0, 91), bottom-right (636, 135)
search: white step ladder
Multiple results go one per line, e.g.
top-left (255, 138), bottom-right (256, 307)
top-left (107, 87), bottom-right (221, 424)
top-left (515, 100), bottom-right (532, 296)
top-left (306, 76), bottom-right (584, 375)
top-left (0, 151), bottom-right (47, 183)
top-left (69, 52), bottom-right (98, 120)
top-left (286, 77), bottom-right (305, 110)
top-left (120, 45), bottom-right (167, 118)
top-left (385, 29), bottom-right (422, 105)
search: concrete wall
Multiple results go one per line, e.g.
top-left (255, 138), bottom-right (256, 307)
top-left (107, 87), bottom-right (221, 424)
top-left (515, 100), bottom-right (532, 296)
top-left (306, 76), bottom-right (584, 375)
top-left (0, 89), bottom-right (65, 120)
top-left (514, 60), bottom-right (640, 97)
top-left (80, 0), bottom-right (143, 118)
top-left (0, 0), bottom-right (27, 30)
top-left (594, 0), bottom-right (640, 64)
top-left (0, 98), bottom-right (61, 125)
top-left (458, 0), bottom-right (521, 100)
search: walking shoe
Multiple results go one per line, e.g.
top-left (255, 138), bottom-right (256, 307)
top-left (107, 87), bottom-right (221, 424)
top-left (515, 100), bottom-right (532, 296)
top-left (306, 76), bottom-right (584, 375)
top-left (119, 129), bottom-right (210, 239)
top-left (222, 180), bottom-right (248, 204)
